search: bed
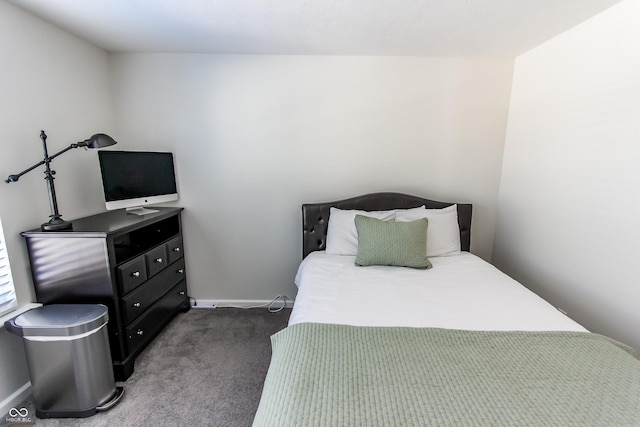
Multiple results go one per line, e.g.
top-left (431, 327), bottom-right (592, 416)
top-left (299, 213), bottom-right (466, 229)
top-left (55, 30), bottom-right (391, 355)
top-left (253, 192), bottom-right (640, 426)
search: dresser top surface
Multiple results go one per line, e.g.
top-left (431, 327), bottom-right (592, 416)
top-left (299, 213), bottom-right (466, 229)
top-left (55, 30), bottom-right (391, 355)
top-left (21, 207), bottom-right (183, 237)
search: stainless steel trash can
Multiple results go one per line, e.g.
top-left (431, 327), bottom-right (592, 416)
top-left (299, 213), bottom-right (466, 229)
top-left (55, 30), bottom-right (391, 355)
top-left (5, 304), bottom-right (124, 418)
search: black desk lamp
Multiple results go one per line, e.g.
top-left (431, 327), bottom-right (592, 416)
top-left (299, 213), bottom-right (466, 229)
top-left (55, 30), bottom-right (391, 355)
top-left (5, 130), bottom-right (117, 231)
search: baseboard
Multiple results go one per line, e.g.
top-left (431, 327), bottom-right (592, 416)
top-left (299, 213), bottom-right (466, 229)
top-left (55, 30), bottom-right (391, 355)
top-left (191, 298), bottom-right (294, 310)
top-left (0, 382), bottom-right (31, 420)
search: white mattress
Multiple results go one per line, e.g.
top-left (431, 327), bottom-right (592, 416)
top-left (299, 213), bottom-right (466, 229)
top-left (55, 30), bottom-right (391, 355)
top-left (290, 251), bottom-right (587, 332)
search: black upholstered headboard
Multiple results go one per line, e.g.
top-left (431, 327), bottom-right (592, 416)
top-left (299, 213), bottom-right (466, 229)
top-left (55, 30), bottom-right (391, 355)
top-left (302, 192), bottom-right (472, 259)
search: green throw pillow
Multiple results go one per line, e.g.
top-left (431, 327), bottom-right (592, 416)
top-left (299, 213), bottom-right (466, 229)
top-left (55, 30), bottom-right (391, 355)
top-left (354, 215), bottom-right (432, 269)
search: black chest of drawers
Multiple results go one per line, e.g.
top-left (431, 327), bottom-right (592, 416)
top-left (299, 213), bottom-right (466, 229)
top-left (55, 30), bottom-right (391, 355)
top-left (21, 207), bottom-right (190, 380)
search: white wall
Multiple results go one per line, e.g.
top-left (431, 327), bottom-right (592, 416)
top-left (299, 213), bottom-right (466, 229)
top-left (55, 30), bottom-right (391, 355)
top-left (110, 54), bottom-right (514, 302)
top-left (493, 0), bottom-right (640, 349)
top-left (0, 1), bottom-right (114, 413)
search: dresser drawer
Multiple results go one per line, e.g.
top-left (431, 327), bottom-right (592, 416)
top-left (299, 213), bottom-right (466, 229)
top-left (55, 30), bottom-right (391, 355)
top-left (166, 235), bottom-right (184, 265)
top-left (126, 280), bottom-right (188, 354)
top-left (122, 258), bottom-right (185, 325)
top-left (117, 256), bottom-right (148, 294)
top-left (145, 244), bottom-right (168, 277)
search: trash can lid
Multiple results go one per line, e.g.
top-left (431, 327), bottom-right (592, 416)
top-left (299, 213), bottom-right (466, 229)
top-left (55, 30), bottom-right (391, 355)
top-left (10, 304), bottom-right (109, 337)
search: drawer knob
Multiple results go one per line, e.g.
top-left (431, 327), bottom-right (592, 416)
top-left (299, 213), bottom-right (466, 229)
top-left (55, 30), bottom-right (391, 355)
top-left (155, 257), bottom-right (163, 263)
top-left (179, 291), bottom-right (185, 295)
top-left (133, 302), bottom-right (141, 308)
top-left (131, 271), bottom-right (141, 277)
top-left (173, 247), bottom-right (181, 252)
top-left (178, 269), bottom-right (184, 274)
top-left (137, 329), bottom-right (144, 336)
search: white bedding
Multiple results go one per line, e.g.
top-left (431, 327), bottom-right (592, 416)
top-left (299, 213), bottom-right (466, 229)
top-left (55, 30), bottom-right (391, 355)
top-left (290, 251), bottom-right (587, 332)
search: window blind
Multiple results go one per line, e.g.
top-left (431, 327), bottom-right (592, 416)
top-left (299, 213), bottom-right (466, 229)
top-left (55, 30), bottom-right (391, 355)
top-left (0, 217), bottom-right (18, 317)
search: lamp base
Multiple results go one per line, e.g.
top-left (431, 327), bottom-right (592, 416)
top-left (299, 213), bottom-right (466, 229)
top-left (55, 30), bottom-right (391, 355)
top-left (41, 218), bottom-right (72, 231)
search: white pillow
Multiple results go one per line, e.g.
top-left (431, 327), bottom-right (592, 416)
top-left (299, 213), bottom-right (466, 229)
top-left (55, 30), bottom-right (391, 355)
top-left (395, 204), bottom-right (461, 257)
top-left (325, 206), bottom-right (425, 256)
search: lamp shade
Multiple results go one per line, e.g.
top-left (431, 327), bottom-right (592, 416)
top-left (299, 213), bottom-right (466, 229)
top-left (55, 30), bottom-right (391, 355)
top-left (80, 134), bottom-right (118, 149)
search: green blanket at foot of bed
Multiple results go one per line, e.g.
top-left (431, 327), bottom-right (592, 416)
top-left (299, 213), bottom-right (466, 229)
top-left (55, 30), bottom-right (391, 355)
top-left (253, 322), bottom-right (640, 427)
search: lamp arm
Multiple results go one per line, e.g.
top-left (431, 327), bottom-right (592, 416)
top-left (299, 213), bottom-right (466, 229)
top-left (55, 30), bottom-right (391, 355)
top-left (5, 143), bottom-right (77, 183)
top-left (5, 159), bottom-right (46, 183)
top-left (46, 143), bottom-right (78, 161)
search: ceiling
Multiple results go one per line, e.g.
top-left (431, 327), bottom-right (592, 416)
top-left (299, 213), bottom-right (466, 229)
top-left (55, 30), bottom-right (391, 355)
top-left (10, 0), bottom-right (622, 56)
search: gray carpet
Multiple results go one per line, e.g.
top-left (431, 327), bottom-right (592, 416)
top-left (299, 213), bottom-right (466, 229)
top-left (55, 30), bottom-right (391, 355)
top-left (2, 307), bottom-right (291, 427)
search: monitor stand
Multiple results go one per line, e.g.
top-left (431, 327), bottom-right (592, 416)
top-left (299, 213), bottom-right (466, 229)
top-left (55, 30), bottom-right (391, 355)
top-left (126, 206), bottom-right (160, 216)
